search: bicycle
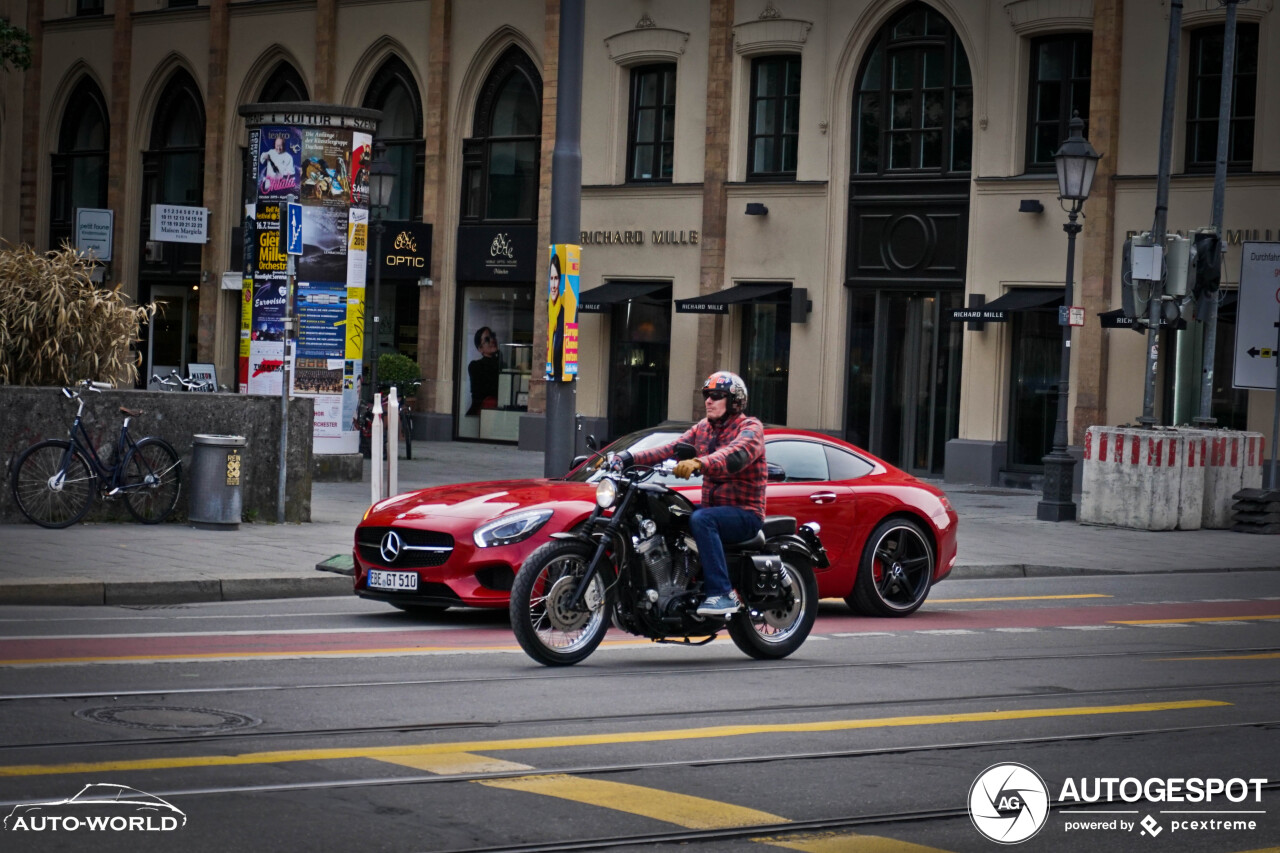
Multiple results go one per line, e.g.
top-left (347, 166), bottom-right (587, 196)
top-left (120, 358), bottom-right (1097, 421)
top-left (356, 382), bottom-right (418, 460)
top-left (151, 371), bottom-right (217, 392)
top-left (9, 380), bottom-right (183, 528)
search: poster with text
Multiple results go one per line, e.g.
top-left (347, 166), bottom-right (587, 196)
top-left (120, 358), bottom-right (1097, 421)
top-left (257, 126), bottom-right (301, 200)
top-left (545, 244), bottom-right (580, 380)
top-left (298, 206), bottom-right (348, 283)
top-left (312, 393), bottom-right (344, 438)
top-left (295, 283), bottom-right (348, 359)
top-left (350, 132), bottom-right (371, 208)
top-left (300, 128), bottom-right (352, 207)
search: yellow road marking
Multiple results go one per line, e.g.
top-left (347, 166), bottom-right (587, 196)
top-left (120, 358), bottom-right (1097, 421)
top-left (480, 774), bottom-right (784, 829)
top-left (0, 700), bottom-right (1228, 778)
top-left (760, 830), bottom-right (952, 852)
top-left (1154, 652), bottom-right (1280, 661)
top-left (377, 751), bottom-right (533, 775)
top-left (1111, 615), bottom-right (1280, 625)
top-left (930, 594), bottom-right (1111, 603)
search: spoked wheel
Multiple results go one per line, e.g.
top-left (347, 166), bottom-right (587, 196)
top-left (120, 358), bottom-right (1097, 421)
top-left (847, 518), bottom-right (935, 617)
top-left (10, 440), bottom-right (98, 528)
top-left (121, 438), bottom-right (182, 524)
top-left (728, 560), bottom-right (818, 659)
top-left (509, 540), bottom-right (611, 666)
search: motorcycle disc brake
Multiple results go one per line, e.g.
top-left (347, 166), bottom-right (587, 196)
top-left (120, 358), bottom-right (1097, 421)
top-left (544, 574), bottom-right (599, 632)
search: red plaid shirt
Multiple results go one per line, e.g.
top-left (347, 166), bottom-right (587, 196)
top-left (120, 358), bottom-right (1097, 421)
top-left (629, 414), bottom-right (767, 520)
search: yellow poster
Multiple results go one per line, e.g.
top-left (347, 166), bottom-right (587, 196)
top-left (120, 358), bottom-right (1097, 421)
top-left (546, 244), bottom-right (580, 381)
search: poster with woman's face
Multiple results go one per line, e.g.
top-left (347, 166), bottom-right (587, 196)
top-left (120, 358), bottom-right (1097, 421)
top-left (545, 245), bottom-right (580, 381)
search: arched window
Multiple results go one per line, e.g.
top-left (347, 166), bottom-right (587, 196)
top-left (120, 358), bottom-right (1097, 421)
top-left (362, 57), bottom-right (424, 221)
top-left (140, 70), bottom-right (205, 274)
top-left (853, 3), bottom-right (973, 176)
top-left (461, 47), bottom-right (542, 222)
top-left (259, 61), bottom-right (309, 103)
top-left (49, 78), bottom-right (109, 249)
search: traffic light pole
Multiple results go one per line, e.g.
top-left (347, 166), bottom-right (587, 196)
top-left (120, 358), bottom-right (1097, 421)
top-left (1194, 0), bottom-right (1242, 426)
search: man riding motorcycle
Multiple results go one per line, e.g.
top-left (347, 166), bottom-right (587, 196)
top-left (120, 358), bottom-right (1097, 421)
top-left (610, 371), bottom-right (766, 617)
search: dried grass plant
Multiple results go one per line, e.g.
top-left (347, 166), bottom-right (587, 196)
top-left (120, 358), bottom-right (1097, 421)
top-left (0, 242), bottom-right (154, 387)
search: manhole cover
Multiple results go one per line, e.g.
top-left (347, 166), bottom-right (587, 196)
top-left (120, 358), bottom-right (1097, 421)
top-left (76, 705), bottom-right (261, 734)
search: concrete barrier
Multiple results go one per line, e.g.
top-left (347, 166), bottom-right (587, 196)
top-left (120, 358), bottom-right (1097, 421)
top-left (1199, 431), bottom-right (1266, 528)
top-left (1081, 427), bottom-right (1203, 530)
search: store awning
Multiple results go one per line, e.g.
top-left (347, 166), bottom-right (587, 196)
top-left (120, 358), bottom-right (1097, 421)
top-left (948, 289), bottom-right (1063, 323)
top-left (674, 283), bottom-right (790, 315)
top-left (577, 281), bottom-right (669, 313)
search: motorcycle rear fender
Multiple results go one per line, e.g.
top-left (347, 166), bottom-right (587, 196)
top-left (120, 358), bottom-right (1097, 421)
top-left (769, 533), bottom-right (830, 570)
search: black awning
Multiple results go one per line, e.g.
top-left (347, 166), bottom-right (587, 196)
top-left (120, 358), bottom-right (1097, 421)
top-left (948, 288), bottom-right (1063, 323)
top-left (674, 283), bottom-right (790, 315)
top-left (578, 281), bottom-right (670, 313)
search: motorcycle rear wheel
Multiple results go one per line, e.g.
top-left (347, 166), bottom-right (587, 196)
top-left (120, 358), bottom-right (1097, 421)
top-left (510, 540), bottom-right (611, 666)
top-left (728, 559), bottom-right (817, 660)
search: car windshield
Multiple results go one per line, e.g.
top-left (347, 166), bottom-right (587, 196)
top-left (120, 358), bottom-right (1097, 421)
top-left (564, 429), bottom-right (702, 487)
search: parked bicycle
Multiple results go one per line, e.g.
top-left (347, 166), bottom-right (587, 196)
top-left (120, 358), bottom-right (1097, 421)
top-left (151, 371), bottom-right (217, 392)
top-left (9, 380), bottom-right (183, 528)
top-left (356, 382), bottom-right (419, 460)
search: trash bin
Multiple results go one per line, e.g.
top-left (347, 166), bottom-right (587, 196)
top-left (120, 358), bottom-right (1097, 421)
top-left (190, 434), bottom-right (246, 530)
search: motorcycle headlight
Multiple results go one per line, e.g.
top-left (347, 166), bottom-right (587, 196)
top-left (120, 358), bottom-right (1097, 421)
top-left (472, 508), bottom-right (554, 548)
top-left (596, 478), bottom-right (618, 509)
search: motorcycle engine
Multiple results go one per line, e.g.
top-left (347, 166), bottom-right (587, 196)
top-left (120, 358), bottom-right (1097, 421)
top-left (633, 518), bottom-right (673, 588)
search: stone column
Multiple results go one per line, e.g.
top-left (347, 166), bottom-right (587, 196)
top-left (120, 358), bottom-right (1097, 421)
top-left (18, 0), bottom-right (43, 247)
top-left (107, 0), bottom-right (133, 293)
top-left (530, 0), bottom-right (560, 415)
top-left (693, 0), bottom-right (734, 409)
top-left (199, 0), bottom-right (229, 365)
top-left (418, 0), bottom-right (451, 413)
top-left (314, 0), bottom-right (337, 102)
top-left (1073, 0), bottom-right (1123, 444)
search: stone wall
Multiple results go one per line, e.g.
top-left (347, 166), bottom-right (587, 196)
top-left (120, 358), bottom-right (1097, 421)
top-left (0, 387), bottom-right (313, 524)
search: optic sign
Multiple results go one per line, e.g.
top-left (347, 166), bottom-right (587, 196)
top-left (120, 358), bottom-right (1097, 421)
top-left (74, 208), bottom-right (114, 261)
top-left (286, 202), bottom-right (303, 255)
top-left (149, 205), bottom-right (209, 244)
top-left (1233, 242), bottom-right (1280, 390)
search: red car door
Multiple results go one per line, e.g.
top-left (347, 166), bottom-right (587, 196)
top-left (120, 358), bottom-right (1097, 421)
top-left (763, 439), bottom-right (856, 575)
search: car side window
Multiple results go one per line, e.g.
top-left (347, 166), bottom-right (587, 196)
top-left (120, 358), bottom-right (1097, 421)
top-left (825, 445), bottom-right (876, 480)
top-left (765, 440), bottom-right (829, 482)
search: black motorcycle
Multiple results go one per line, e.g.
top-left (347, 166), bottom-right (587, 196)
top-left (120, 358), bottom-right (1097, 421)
top-left (509, 444), bottom-right (829, 666)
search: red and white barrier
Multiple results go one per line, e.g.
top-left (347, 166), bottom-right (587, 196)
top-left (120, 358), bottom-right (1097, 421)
top-left (1194, 431), bottom-right (1266, 528)
top-left (1081, 427), bottom-right (1202, 530)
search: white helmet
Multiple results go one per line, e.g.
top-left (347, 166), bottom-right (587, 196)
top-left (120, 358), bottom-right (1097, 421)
top-left (702, 370), bottom-right (748, 413)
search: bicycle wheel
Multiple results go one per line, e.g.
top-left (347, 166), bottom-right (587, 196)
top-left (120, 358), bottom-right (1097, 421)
top-left (10, 440), bottom-right (97, 528)
top-left (121, 437), bottom-right (182, 524)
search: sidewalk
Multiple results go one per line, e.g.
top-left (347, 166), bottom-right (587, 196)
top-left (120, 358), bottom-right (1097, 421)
top-left (1, 442), bottom-right (1276, 606)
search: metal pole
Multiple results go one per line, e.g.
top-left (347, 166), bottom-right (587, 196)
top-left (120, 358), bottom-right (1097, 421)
top-left (1140, 0), bottom-right (1185, 427)
top-left (370, 215), bottom-right (384, 403)
top-left (1271, 318), bottom-right (1280, 489)
top-left (1194, 0), bottom-right (1242, 426)
top-left (1038, 206), bottom-right (1082, 522)
top-left (278, 195), bottom-right (295, 524)
top-left (544, 0), bottom-right (584, 477)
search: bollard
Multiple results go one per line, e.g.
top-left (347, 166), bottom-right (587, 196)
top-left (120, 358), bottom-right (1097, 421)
top-left (387, 387), bottom-right (399, 498)
top-left (370, 395), bottom-right (384, 504)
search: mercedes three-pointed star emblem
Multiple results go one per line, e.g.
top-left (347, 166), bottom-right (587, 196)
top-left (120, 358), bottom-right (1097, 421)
top-left (380, 531), bottom-right (403, 563)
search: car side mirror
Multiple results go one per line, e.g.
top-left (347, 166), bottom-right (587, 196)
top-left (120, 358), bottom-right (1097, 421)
top-left (675, 442), bottom-right (696, 461)
top-left (585, 435), bottom-right (598, 451)
top-left (767, 462), bottom-right (787, 483)
top-left (569, 455), bottom-right (589, 472)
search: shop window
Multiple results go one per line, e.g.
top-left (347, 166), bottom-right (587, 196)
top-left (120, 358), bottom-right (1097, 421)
top-left (49, 78), bottom-right (109, 250)
top-left (748, 55), bottom-right (800, 179)
top-left (854, 3), bottom-right (972, 175)
top-left (741, 297), bottom-right (791, 425)
top-left (362, 56), bottom-right (425, 221)
top-left (627, 64), bottom-right (676, 182)
top-left (457, 285), bottom-right (534, 442)
top-left (462, 47), bottom-right (541, 222)
top-left (1025, 33), bottom-right (1091, 171)
top-left (1185, 23), bottom-right (1257, 172)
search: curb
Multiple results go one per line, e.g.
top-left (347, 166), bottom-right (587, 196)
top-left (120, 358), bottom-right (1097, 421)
top-left (0, 576), bottom-right (351, 607)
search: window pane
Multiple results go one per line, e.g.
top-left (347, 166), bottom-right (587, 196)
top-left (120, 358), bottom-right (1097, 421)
top-left (487, 140), bottom-right (536, 218)
top-left (70, 156), bottom-right (105, 209)
top-left (753, 137), bottom-right (774, 173)
top-left (663, 69), bottom-right (678, 102)
top-left (381, 86), bottom-right (416, 139)
top-left (1195, 78), bottom-right (1220, 119)
top-left (1230, 118), bottom-right (1254, 163)
top-left (891, 52), bottom-right (915, 89)
top-left (890, 131), bottom-right (911, 169)
top-left (952, 91), bottom-right (972, 171)
top-left (756, 61), bottom-right (779, 97)
top-left (662, 106), bottom-right (676, 140)
top-left (1037, 44), bottom-right (1064, 81)
top-left (1070, 81), bottom-right (1091, 121)
top-left (953, 47), bottom-right (972, 87)
top-left (783, 98), bottom-right (799, 134)
top-left (490, 73), bottom-right (538, 136)
top-left (925, 8), bottom-right (949, 36)
top-left (660, 143), bottom-right (674, 178)
top-left (755, 98), bottom-right (777, 135)
top-left (893, 10), bottom-right (921, 38)
top-left (743, 302), bottom-right (790, 425)
top-left (782, 136), bottom-right (797, 172)
top-left (636, 71), bottom-right (658, 107)
top-left (785, 59), bottom-right (802, 95)
top-left (892, 92), bottom-right (914, 129)
top-left (858, 94), bottom-right (881, 172)
top-left (632, 143), bottom-right (655, 180)
top-left (923, 48), bottom-right (943, 89)
top-left (923, 91), bottom-right (944, 129)
top-left (920, 129), bottom-right (941, 168)
top-left (635, 108), bottom-right (656, 143)
top-left (1036, 82), bottom-right (1061, 122)
top-left (1233, 76), bottom-right (1256, 120)
top-left (1035, 123), bottom-right (1059, 163)
top-left (861, 42), bottom-right (883, 89)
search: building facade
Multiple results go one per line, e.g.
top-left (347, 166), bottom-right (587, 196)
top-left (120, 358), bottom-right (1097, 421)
top-left (2, 0), bottom-right (1276, 484)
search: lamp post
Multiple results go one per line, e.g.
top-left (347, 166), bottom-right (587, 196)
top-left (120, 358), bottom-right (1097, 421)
top-left (366, 141), bottom-right (398, 401)
top-left (1038, 113), bottom-right (1101, 523)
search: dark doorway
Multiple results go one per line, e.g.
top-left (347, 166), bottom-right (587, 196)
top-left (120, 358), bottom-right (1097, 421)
top-left (608, 295), bottom-right (671, 440)
top-left (1007, 307), bottom-right (1061, 469)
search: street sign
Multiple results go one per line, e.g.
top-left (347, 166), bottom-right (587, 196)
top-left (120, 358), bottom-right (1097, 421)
top-left (74, 208), bottom-right (113, 261)
top-left (1232, 242), bottom-right (1280, 390)
top-left (285, 202), bottom-right (303, 256)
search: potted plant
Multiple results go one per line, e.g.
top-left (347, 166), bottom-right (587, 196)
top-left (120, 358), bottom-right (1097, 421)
top-left (377, 352), bottom-right (422, 405)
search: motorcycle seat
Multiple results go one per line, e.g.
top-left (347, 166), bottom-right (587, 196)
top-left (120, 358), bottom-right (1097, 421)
top-left (725, 530), bottom-right (766, 551)
top-left (763, 516), bottom-right (797, 537)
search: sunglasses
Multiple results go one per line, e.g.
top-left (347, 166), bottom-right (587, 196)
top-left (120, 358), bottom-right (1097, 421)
top-left (481, 335), bottom-right (497, 344)
top-left (702, 390), bottom-right (729, 401)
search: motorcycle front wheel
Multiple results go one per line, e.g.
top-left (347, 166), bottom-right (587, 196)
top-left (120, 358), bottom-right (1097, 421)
top-left (510, 539), bottom-right (611, 666)
top-left (728, 559), bottom-right (818, 660)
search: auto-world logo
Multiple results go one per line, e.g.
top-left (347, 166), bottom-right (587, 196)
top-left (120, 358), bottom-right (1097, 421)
top-left (969, 763), bottom-right (1051, 844)
top-left (4, 784), bottom-right (186, 833)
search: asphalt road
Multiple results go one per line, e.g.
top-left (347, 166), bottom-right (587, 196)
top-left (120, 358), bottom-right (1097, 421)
top-left (1, 572), bottom-right (1278, 853)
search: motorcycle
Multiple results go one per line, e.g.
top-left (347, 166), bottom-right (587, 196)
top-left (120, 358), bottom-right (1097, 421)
top-left (509, 443), bottom-right (829, 666)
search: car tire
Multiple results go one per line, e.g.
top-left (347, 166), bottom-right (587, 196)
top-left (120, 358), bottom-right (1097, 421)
top-left (847, 517), bottom-right (934, 617)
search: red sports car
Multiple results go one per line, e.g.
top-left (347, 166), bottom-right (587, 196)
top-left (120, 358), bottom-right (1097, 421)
top-left (353, 425), bottom-right (958, 616)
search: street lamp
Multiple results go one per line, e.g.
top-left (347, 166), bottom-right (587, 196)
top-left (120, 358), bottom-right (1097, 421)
top-left (1038, 112), bottom-right (1102, 522)
top-left (366, 141), bottom-right (398, 401)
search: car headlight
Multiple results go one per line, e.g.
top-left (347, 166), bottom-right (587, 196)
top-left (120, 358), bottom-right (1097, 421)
top-left (596, 478), bottom-right (618, 509)
top-left (472, 508), bottom-right (554, 548)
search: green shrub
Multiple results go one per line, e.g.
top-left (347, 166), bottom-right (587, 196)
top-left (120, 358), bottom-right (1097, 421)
top-left (377, 352), bottom-right (422, 398)
top-left (0, 242), bottom-right (153, 387)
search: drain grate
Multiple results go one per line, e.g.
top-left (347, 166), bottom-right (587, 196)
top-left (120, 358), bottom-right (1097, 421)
top-left (76, 705), bottom-right (261, 734)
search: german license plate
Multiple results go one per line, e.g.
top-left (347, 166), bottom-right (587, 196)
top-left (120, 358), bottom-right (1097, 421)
top-left (367, 570), bottom-right (419, 592)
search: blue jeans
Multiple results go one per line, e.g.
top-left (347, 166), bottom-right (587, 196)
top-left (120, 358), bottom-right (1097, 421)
top-left (689, 506), bottom-right (762, 597)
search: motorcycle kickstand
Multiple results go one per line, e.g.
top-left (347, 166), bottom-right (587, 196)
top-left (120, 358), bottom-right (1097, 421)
top-left (653, 635), bottom-right (718, 647)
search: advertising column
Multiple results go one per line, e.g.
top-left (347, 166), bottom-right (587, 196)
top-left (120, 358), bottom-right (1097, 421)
top-left (239, 103), bottom-right (381, 456)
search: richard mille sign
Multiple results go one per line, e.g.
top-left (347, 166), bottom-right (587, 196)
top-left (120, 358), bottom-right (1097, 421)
top-left (580, 229), bottom-right (699, 246)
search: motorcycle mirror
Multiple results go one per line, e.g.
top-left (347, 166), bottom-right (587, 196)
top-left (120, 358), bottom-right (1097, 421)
top-left (586, 434), bottom-right (598, 451)
top-left (767, 462), bottom-right (787, 483)
top-left (675, 442), bottom-right (696, 461)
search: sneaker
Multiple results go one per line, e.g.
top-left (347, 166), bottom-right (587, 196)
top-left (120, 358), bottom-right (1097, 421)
top-left (696, 592), bottom-right (741, 617)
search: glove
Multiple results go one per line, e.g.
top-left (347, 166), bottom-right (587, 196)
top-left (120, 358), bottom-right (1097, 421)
top-left (607, 451), bottom-right (632, 472)
top-left (673, 458), bottom-right (703, 480)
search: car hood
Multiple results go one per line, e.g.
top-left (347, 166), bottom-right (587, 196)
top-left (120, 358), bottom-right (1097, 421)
top-left (368, 479), bottom-right (598, 524)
